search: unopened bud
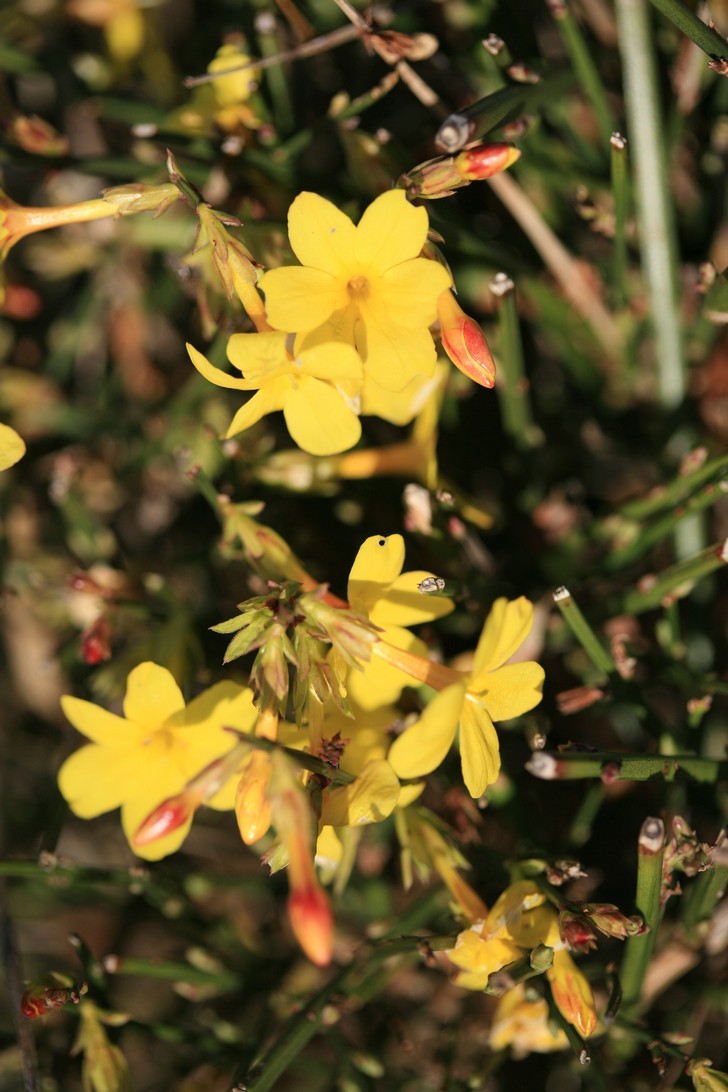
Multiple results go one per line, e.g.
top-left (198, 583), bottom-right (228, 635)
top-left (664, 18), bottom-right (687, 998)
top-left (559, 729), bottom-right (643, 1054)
top-left (399, 142), bottom-right (520, 200)
top-left (102, 182), bottom-right (180, 217)
top-left (453, 142), bottom-right (521, 181)
top-left (583, 903), bottom-right (647, 939)
top-left (558, 911), bottom-right (598, 953)
top-left (299, 591), bottom-right (380, 668)
top-left (288, 881), bottom-right (334, 967)
top-left (234, 751), bottom-right (272, 844)
top-left (437, 289), bottom-right (496, 389)
top-left (21, 976), bottom-right (85, 1018)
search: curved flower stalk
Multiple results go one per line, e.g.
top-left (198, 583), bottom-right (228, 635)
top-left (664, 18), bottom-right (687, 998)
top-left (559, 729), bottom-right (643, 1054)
top-left (342, 532), bottom-right (454, 710)
top-left (187, 333), bottom-right (363, 455)
top-left (257, 189), bottom-right (452, 393)
top-left (58, 662), bottom-right (258, 860)
top-left (386, 597), bottom-right (545, 797)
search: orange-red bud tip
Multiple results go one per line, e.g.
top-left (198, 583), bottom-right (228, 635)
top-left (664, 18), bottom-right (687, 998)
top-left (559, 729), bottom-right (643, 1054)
top-left (288, 883), bottom-right (334, 967)
top-left (437, 291), bottom-right (496, 389)
top-left (132, 793), bottom-right (195, 847)
top-left (21, 985), bottom-right (80, 1019)
top-left (454, 142), bottom-right (521, 181)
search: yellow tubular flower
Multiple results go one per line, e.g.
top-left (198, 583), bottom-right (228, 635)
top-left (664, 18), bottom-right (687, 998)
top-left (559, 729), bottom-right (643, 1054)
top-left (187, 332), bottom-right (363, 456)
top-left (258, 190), bottom-right (452, 393)
top-left (387, 597), bottom-right (545, 797)
top-left (58, 663), bottom-right (258, 860)
top-left (344, 533), bottom-right (454, 710)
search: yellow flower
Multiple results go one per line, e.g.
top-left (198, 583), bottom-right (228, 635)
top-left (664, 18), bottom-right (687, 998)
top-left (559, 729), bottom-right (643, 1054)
top-left (58, 662), bottom-right (258, 860)
top-left (257, 189), bottom-right (452, 392)
top-left (387, 597), bottom-right (545, 797)
top-left (344, 533), bottom-right (454, 710)
top-left (187, 332), bottom-right (363, 456)
top-left (546, 948), bottom-right (598, 1038)
top-left (488, 985), bottom-right (568, 1055)
top-left (0, 423), bottom-right (25, 470)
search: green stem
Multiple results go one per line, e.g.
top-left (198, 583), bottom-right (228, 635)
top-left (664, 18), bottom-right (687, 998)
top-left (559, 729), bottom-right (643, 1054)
top-left (610, 133), bottom-right (630, 308)
top-left (490, 274), bottom-right (543, 449)
top-left (615, 0), bottom-right (685, 407)
top-left (553, 586), bottom-right (616, 675)
top-left (526, 750), bottom-right (728, 783)
top-left (622, 538), bottom-right (728, 613)
top-left (549, 0), bottom-right (617, 148)
top-left (244, 929), bottom-right (455, 1092)
top-left (681, 829), bottom-right (728, 939)
top-left (102, 955), bottom-right (240, 990)
top-left (620, 817), bottom-right (666, 1019)
top-left (619, 451), bottom-right (728, 520)
top-left (648, 0), bottom-right (728, 60)
top-left (606, 480), bottom-right (728, 568)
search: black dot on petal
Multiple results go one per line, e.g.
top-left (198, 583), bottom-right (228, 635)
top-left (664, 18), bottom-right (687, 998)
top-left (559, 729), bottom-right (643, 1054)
top-left (378, 538), bottom-right (386, 546)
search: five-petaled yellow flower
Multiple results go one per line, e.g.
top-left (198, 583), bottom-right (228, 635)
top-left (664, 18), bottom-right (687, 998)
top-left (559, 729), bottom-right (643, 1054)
top-left (258, 189), bottom-right (452, 393)
top-left (187, 332), bottom-right (363, 456)
top-left (58, 662), bottom-right (258, 860)
top-left (387, 597), bottom-right (544, 797)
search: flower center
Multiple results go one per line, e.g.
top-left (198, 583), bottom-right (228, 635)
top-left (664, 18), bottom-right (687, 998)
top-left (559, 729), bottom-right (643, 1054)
top-left (347, 274), bottom-right (370, 301)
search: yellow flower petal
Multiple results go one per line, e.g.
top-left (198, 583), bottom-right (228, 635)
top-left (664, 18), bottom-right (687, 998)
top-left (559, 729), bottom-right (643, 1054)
top-left (449, 931), bottom-right (521, 977)
top-left (226, 331), bottom-right (290, 381)
top-left (346, 626), bottom-right (427, 710)
top-left (360, 371), bottom-right (436, 425)
top-left (348, 533), bottom-right (405, 613)
top-left (286, 191), bottom-right (357, 276)
top-left (297, 341), bottom-right (362, 385)
top-left (187, 342), bottom-right (257, 390)
top-left (397, 782), bottom-right (425, 807)
top-left (375, 257), bottom-right (451, 327)
top-left (0, 423), bottom-right (25, 470)
top-left (60, 696), bottom-right (139, 746)
top-left (358, 314), bottom-right (437, 392)
top-left (459, 699), bottom-right (500, 797)
top-left (319, 758), bottom-right (400, 826)
top-left (472, 661), bottom-right (545, 722)
top-left (370, 570), bottom-right (454, 627)
top-left (259, 266), bottom-right (348, 332)
top-left (388, 682), bottom-right (465, 779)
top-left (284, 376), bottom-right (361, 455)
top-left (353, 189), bottom-right (429, 270)
top-left (123, 662), bottom-right (185, 729)
top-left (472, 597), bottom-right (534, 676)
top-left (225, 381), bottom-right (287, 438)
top-left (58, 744), bottom-right (144, 818)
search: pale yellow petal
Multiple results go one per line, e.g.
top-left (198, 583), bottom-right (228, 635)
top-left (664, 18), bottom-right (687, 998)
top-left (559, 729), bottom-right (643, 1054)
top-left (187, 343), bottom-right (257, 390)
top-left (348, 533), bottom-right (405, 613)
top-left (346, 627), bottom-right (426, 710)
top-left (0, 423), bottom-right (25, 470)
top-left (60, 695), bottom-right (139, 746)
top-left (287, 191), bottom-right (357, 275)
top-left (358, 315), bottom-right (437, 392)
top-left (284, 377), bottom-right (361, 455)
top-left (123, 662), bottom-right (185, 730)
top-left (360, 371), bottom-right (435, 425)
top-left (353, 190), bottom-right (429, 271)
top-left (319, 759), bottom-right (400, 826)
top-left (58, 744), bottom-right (143, 817)
top-left (296, 341), bottom-right (362, 384)
top-left (375, 257), bottom-right (451, 327)
top-left (259, 266), bottom-right (347, 332)
top-left (459, 699), bottom-right (500, 797)
top-left (397, 782), bottom-right (425, 807)
top-left (472, 597), bottom-right (534, 676)
top-left (388, 682), bottom-right (464, 780)
top-left (226, 331), bottom-right (290, 381)
top-left (370, 570), bottom-right (454, 627)
top-left (472, 662), bottom-right (545, 722)
top-left (224, 381), bottom-right (287, 438)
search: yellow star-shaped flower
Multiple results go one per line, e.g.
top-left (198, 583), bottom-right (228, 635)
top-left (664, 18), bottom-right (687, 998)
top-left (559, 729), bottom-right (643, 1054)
top-left (58, 662), bottom-right (258, 860)
top-left (258, 189), bottom-right (452, 393)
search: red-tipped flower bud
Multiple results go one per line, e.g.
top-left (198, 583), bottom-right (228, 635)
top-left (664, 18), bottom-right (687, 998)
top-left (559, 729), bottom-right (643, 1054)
top-left (288, 881), bottom-right (334, 967)
top-left (453, 142), bottom-right (521, 181)
top-left (437, 289), bottom-right (496, 389)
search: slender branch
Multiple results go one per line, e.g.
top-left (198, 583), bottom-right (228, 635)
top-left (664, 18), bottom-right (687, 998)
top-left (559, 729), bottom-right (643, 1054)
top-left (526, 750), bottom-right (728, 783)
